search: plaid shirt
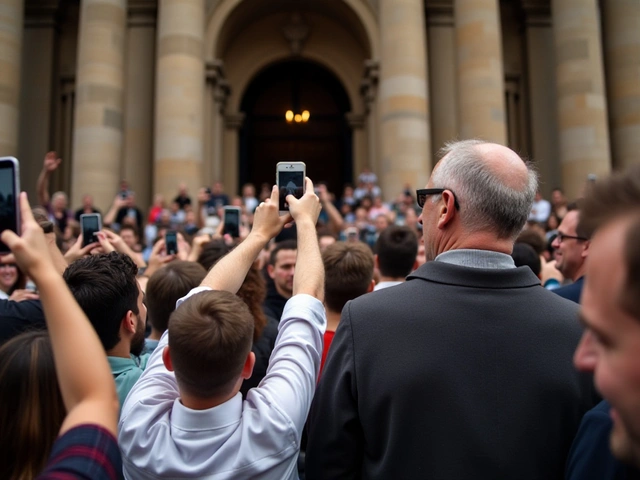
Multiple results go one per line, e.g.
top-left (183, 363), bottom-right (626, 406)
top-left (37, 424), bottom-right (122, 480)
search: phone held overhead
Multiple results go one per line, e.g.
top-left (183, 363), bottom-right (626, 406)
top-left (276, 162), bottom-right (306, 214)
top-left (0, 157), bottom-right (20, 254)
top-left (80, 213), bottom-right (102, 247)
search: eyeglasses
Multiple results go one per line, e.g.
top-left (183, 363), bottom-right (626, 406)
top-left (555, 232), bottom-right (589, 243)
top-left (0, 263), bottom-right (17, 269)
top-left (416, 188), bottom-right (460, 210)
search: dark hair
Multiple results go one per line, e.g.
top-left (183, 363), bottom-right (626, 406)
top-left (269, 239), bottom-right (297, 266)
top-left (511, 243), bottom-right (541, 277)
top-left (119, 224), bottom-right (139, 238)
top-left (63, 252), bottom-right (139, 351)
top-left (0, 331), bottom-right (65, 479)
top-left (621, 214), bottom-right (640, 320)
top-left (169, 290), bottom-right (254, 398)
top-left (516, 229), bottom-right (546, 255)
top-left (375, 226), bottom-right (418, 278)
top-left (146, 261), bottom-right (207, 334)
top-left (197, 239), bottom-right (231, 272)
top-left (322, 241), bottom-right (374, 313)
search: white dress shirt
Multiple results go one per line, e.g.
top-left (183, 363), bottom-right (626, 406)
top-left (119, 287), bottom-right (326, 479)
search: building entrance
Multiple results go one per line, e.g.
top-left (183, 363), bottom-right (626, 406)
top-left (239, 60), bottom-right (352, 194)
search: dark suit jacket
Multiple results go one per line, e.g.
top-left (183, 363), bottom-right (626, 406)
top-left (306, 261), bottom-right (595, 480)
top-left (553, 276), bottom-right (585, 304)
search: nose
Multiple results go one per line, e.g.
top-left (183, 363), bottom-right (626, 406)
top-left (574, 330), bottom-right (597, 373)
top-left (551, 235), bottom-right (560, 250)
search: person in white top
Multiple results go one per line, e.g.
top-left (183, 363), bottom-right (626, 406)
top-left (119, 178), bottom-right (326, 479)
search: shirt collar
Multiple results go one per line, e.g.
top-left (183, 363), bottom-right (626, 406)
top-left (107, 355), bottom-right (141, 375)
top-left (170, 392), bottom-right (244, 432)
top-left (435, 249), bottom-right (516, 269)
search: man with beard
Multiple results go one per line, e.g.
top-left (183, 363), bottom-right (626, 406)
top-left (63, 251), bottom-right (148, 409)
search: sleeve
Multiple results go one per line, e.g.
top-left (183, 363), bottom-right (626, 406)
top-left (565, 402), bottom-right (627, 480)
top-left (305, 301), bottom-right (364, 480)
top-left (37, 425), bottom-right (122, 480)
top-left (246, 294), bottom-right (326, 436)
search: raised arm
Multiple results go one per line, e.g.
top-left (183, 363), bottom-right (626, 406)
top-left (103, 195), bottom-right (127, 226)
top-left (288, 177), bottom-right (324, 300)
top-left (1, 193), bottom-right (119, 436)
top-left (36, 151), bottom-right (61, 206)
top-left (201, 185), bottom-right (290, 294)
top-left (318, 184), bottom-right (345, 235)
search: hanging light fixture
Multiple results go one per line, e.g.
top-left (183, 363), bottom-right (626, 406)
top-left (285, 109), bottom-right (310, 123)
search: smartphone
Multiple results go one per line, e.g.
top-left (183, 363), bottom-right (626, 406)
top-left (165, 230), bottom-right (178, 255)
top-left (80, 213), bottom-right (102, 247)
top-left (0, 157), bottom-right (20, 254)
top-left (223, 206), bottom-right (241, 238)
top-left (276, 162), bottom-right (306, 213)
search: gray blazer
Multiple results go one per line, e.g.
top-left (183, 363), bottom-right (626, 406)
top-left (307, 260), bottom-right (596, 480)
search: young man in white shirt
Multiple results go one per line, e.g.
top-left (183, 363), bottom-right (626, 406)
top-left (119, 179), bottom-right (326, 479)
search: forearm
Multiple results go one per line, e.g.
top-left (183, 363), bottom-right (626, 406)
top-left (322, 199), bottom-right (344, 233)
top-left (46, 233), bottom-right (69, 274)
top-left (36, 271), bottom-right (117, 426)
top-left (36, 169), bottom-right (51, 205)
top-left (103, 204), bottom-right (118, 226)
top-left (201, 232), bottom-right (268, 293)
top-left (293, 219), bottom-right (324, 300)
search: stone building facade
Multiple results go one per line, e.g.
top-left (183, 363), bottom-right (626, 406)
top-left (2, 0), bottom-right (638, 212)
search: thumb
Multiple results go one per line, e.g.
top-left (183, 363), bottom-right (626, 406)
top-left (1, 230), bottom-right (21, 251)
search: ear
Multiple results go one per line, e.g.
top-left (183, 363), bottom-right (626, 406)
top-left (436, 191), bottom-right (457, 229)
top-left (241, 351), bottom-right (255, 380)
top-left (581, 240), bottom-right (590, 259)
top-left (374, 254), bottom-right (380, 270)
top-left (367, 279), bottom-right (375, 293)
top-left (122, 310), bottom-right (136, 335)
top-left (267, 264), bottom-right (275, 279)
top-left (162, 346), bottom-right (174, 371)
top-left (412, 259), bottom-right (419, 271)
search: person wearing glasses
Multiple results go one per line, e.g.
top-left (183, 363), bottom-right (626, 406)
top-left (306, 139), bottom-right (596, 480)
top-left (550, 203), bottom-right (590, 303)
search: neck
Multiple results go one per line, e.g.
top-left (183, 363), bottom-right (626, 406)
top-left (572, 267), bottom-right (586, 282)
top-left (326, 309), bottom-right (341, 332)
top-left (436, 231), bottom-right (514, 259)
top-left (148, 328), bottom-right (164, 341)
top-left (378, 275), bottom-right (405, 283)
top-left (275, 285), bottom-right (292, 300)
top-left (180, 389), bottom-right (237, 411)
top-left (106, 341), bottom-right (132, 359)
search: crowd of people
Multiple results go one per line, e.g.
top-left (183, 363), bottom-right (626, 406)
top-left (0, 141), bottom-right (639, 480)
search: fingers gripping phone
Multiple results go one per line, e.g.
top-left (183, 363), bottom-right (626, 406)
top-left (223, 206), bottom-right (241, 238)
top-left (0, 157), bottom-right (20, 254)
top-left (80, 213), bottom-right (102, 247)
top-left (165, 231), bottom-right (178, 255)
top-left (276, 162), bottom-right (306, 214)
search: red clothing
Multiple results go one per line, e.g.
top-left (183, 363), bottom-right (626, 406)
top-left (319, 330), bottom-right (335, 378)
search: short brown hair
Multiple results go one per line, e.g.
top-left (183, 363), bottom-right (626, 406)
top-left (621, 213), bottom-right (640, 320)
top-left (168, 290), bottom-right (254, 398)
top-left (146, 261), bottom-right (207, 333)
top-left (322, 241), bottom-right (374, 313)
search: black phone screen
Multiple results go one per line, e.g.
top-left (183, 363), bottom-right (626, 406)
top-left (223, 209), bottom-right (240, 238)
top-left (0, 160), bottom-right (18, 253)
top-left (81, 216), bottom-right (100, 247)
top-left (278, 171), bottom-right (304, 211)
top-left (165, 232), bottom-right (178, 255)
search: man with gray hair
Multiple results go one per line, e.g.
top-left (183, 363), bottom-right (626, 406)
top-left (307, 140), bottom-right (595, 479)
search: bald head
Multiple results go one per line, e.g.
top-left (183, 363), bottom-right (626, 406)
top-left (430, 140), bottom-right (537, 240)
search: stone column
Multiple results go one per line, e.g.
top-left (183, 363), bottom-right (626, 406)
top-left (454, 0), bottom-right (506, 143)
top-left (523, 3), bottom-right (560, 197)
top-left (0, 0), bottom-right (24, 157)
top-left (71, 0), bottom-right (127, 210)
top-left (378, 0), bottom-right (431, 200)
top-left (347, 113), bottom-right (367, 186)
top-left (602, 0), bottom-right (640, 170)
top-left (223, 113), bottom-right (244, 195)
top-left (122, 1), bottom-right (157, 214)
top-left (361, 60), bottom-right (379, 181)
top-left (426, 1), bottom-right (457, 157)
top-left (552, 0), bottom-right (611, 199)
top-left (154, 0), bottom-right (205, 203)
top-left (205, 60), bottom-right (229, 187)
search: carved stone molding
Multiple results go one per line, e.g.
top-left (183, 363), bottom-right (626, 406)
top-left (346, 112), bottom-right (366, 129)
top-left (360, 59), bottom-right (380, 113)
top-left (225, 112), bottom-right (245, 130)
top-left (282, 12), bottom-right (310, 56)
top-left (521, 0), bottom-right (551, 27)
top-left (425, 0), bottom-right (454, 27)
top-left (25, 0), bottom-right (60, 28)
top-left (206, 60), bottom-right (231, 113)
top-left (128, 0), bottom-right (157, 27)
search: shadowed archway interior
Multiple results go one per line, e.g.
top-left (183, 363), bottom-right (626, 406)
top-left (239, 60), bottom-right (352, 194)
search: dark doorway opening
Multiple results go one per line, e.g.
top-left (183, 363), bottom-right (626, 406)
top-left (239, 60), bottom-right (352, 195)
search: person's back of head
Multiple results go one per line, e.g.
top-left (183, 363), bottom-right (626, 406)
top-left (432, 140), bottom-right (538, 241)
top-left (146, 261), bottom-right (207, 335)
top-left (322, 241), bottom-right (374, 313)
top-left (0, 331), bottom-right (65, 479)
top-left (516, 228), bottom-right (546, 256)
top-left (168, 290), bottom-right (254, 399)
top-left (63, 252), bottom-right (139, 352)
top-left (511, 242), bottom-right (542, 278)
top-left (375, 226), bottom-right (418, 279)
top-left (197, 239), bottom-right (231, 272)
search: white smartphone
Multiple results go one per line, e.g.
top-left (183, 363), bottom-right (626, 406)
top-left (276, 162), bottom-right (306, 214)
top-left (80, 213), bottom-right (102, 247)
top-left (0, 157), bottom-right (20, 254)
top-left (223, 206), bottom-right (241, 238)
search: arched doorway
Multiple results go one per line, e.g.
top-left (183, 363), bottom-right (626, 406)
top-left (239, 60), bottom-right (352, 194)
